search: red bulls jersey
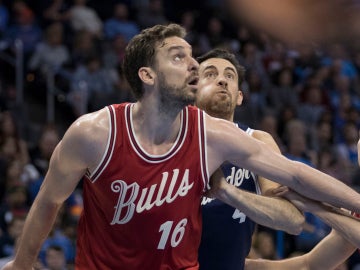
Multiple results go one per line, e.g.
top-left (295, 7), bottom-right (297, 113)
top-left (75, 103), bottom-right (209, 270)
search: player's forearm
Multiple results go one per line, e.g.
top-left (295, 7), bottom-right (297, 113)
top-left (216, 184), bottom-right (304, 234)
top-left (306, 230), bottom-right (356, 269)
top-left (13, 194), bottom-right (62, 268)
top-left (293, 161), bottom-right (360, 213)
top-left (245, 257), bottom-right (308, 270)
top-left (308, 204), bottom-right (360, 248)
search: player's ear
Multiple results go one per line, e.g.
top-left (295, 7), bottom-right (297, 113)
top-left (138, 67), bottom-right (155, 86)
top-left (237, 90), bottom-right (243, 105)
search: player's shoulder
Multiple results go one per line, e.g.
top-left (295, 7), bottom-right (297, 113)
top-left (251, 129), bottom-right (273, 141)
top-left (64, 106), bottom-right (111, 145)
top-left (74, 107), bottom-right (109, 131)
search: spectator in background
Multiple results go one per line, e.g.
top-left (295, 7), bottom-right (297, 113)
top-left (102, 35), bottom-right (127, 71)
top-left (102, 36), bottom-right (135, 103)
top-left (0, 214), bottom-right (25, 258)
top-left (0, 111), bottom-right (29, 167)
top-left (136, 0), bottom-right (168, 29)
top-left (198, 16), bottom-right (227, 55)
top-left (258, 114), bottom-right (285, 153)
top-left (65, 0), bottom-right (102, 38)
top-left (283, 119), bottom-right (315, 166)
top-left (103, 3), bottom-right (139, 42)
top-left (241, 69), bottom-right (268, 127)
top-left (0, 185), bottom-right (29, 235)
top-left (43, 245), bottom-right (69, 270)
top-left (335, 121), bottom-right (359, 175)
top-left (322, 43), bottom-right (357, 83)
top-left (0, 114), bottom-right (38, 191)
top-left (238, 41), bottom-right (268, 81)
top-left (29, 124), bottom-right (60, 178)
top-left (70, 29), bottom-right (98, 66)
top-left (297, 84), bottom-right (328, 129)
top-left (310, 116), bottom-right (334, 153)
top-left (41, 0), bottom-right (71, 26)
top-left (68, 54), bottom-right (116, 116)
top-left (0, 0), bottom-right (9, 37)
top-left (180, 10), bottom-right (200, 56)
top-left (4, 0), bottom-right (42, 57)
top-left (28, 124), bottom-right (61, 202)
top-left (293, 43), bottom-right (322, 84)
top-left (267, 67), bottom-right (299, 115)
top-left (28, 22), bottom-right (70, 75)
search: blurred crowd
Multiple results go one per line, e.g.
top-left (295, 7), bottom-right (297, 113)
top-left (0, 0), bottom-right (360, 269)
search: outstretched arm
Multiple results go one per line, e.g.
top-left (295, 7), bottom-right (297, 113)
top-left (275, 186), bottom-right (360, 248)
top-left (206, 115), bottom-right (360, 214)
top-left (2, 109), bottom-right (109, 270)
top-left (245, 229), bottom-right (356, 270)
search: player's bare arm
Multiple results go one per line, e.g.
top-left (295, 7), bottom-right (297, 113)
top-left (245, 229), bottom-right (356, 270)
top-left (207, 128), bottom-right (304, 234)
top-left (7, 108), bottom-right (110, 270)
top-left (277, 187), bottom-right (360, 248)
top-left (205, 114), bottom-right (360, 213)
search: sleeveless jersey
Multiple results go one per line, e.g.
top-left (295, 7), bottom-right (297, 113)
top-left (75, 103), bottom-right (209, 270)
top-left (198, 123), bottom-right (260, 270)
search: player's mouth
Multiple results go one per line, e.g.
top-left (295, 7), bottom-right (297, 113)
top-left (188, 76), bottom-right (199, 87)
top-left (217, 89), bottom-right (230, 96)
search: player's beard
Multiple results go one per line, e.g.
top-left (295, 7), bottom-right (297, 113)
top-left (157, 71), bottom-right (196, 116)
top-left (200, 93), bottom-right (234, 121)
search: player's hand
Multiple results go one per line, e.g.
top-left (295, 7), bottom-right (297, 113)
top-left (272, 185), bottom-right (315, 212)
top-left (205, 168), bottom-right (227, 198)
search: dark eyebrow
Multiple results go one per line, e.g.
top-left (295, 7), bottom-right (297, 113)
top-left (202, 65), bottom-right (236, 74)
top-left (168, 45), bottom-right (186, 52)
top-left (202, 65), bottom-right (217, 73)
top-left (224, 67), bottom-right (237, 75)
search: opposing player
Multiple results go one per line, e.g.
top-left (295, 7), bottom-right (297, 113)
top-left (4, 24), bottom-right (360, 269)
top-left (196, 48), bottom-right (304, 270)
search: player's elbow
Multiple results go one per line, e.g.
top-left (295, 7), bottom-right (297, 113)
top-left (287, 212), bottom-right (305, 235)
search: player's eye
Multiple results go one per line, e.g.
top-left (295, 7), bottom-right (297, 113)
top-left (205, 71), bottom-right (216, 78)
top-left (226, 73), bottom-right (235, 80)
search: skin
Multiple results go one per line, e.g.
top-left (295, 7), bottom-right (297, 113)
top-left (245, 229), bottom-right (356, 270)
top-left (4, 35), bottom-right (360, 270)
top-left (244, 134), bottom-right (360, 269)
top-left (196, 57), bottom-right (304, 233)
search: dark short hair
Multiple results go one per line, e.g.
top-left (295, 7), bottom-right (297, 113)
top-left (197, 48), bottom-right (245, 89)
top-left (123, 24), bottom-right (186, 100)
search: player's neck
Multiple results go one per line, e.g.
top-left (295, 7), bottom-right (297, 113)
top-left (131, 102), bottom-right (183, 146)
top-left (209, 111), bottom-right (234, 122)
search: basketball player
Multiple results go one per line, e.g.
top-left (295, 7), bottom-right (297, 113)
top-left (195, 48), bottom-right (304, 270)
top-left (4, 24), bottom-right (360, 270)
top-left (244, 136), bottom-right (360, 269)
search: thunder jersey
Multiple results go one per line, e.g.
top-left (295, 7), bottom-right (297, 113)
top-left (75, 103), bottom-right (209, 270)
top-left (199, 123), bottom-right (261, 270)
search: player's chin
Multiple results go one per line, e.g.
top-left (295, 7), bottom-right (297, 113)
top-left (183, 91), bottom-right (196, 106)
top-left (187, 83), bottom-right (198, 92)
